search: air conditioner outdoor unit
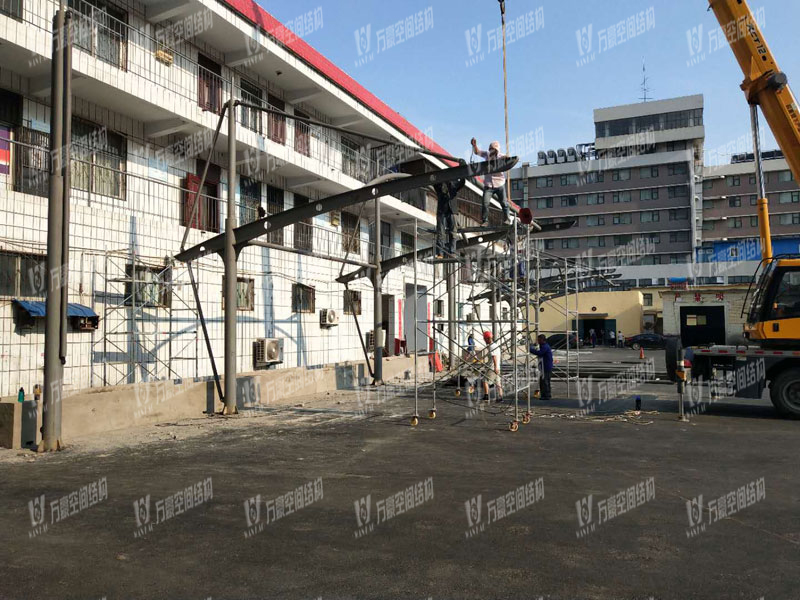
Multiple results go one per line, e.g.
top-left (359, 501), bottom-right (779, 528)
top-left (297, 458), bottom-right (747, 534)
top-left (466, 312), bottom-right (478, 323)
top-left (320, 308), bottom-right (339, 327)
top-left (254, 338), bottom-right (283, 368)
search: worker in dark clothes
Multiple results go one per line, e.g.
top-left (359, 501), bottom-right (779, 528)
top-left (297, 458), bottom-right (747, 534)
top-left (529, 333), bottom-right (553, 401)
top-left (433, 178), bottom-right (465, 258)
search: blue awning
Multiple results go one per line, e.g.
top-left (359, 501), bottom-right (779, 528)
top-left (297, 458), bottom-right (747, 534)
top-left (13, 300), bottom-right (98, 319)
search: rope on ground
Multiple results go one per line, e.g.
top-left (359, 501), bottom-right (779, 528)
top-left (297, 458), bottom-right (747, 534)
top-left (531, 409), bottom-right (658, 425)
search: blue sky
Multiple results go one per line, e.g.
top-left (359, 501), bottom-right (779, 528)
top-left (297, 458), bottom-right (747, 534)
top-left (262, 0), bottom-right (799, 165)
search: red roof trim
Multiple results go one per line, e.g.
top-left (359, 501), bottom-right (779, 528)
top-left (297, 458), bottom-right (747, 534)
top-left (218, 0), bottom-right (452, 159)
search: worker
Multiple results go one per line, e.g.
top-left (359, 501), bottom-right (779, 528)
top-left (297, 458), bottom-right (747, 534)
top-left (529, 333), bottom-right (553, 401)
top-left (470, 138), bottom-right (512, 226)
top-left (618, 330), bottom-right (624, 348)
top-left (608, 329), bottom-right (616, 347)
top-left (481, 331), bottom-right (504, 403)
top-left (433, 178), bottom-right (465, 258)
top-left (589, 328), bottom-right (596, 348)
top-left (467, 332), bottom-right (476, 358)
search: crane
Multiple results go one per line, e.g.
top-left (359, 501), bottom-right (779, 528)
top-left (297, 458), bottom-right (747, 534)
top-left (668, 0), bottom-right (800, 417)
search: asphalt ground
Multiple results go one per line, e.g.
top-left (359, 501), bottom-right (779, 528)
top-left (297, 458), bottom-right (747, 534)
top-left (0, 374), bottom-right (797, 600)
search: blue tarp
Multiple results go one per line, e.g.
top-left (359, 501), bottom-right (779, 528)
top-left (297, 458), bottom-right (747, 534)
top-left (13, 300), bottom-right (97, 319)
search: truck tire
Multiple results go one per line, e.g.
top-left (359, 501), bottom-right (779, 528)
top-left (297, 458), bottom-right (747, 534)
top-left (665, 338), bottom-right (682, 383)
top-left (770, 369), bottom-right (800, 418)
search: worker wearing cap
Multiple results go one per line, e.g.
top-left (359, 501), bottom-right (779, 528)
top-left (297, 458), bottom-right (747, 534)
top-left (471, 138), bottom-right (512, 226)
top-left (481, 331), bottom-right (504, 402)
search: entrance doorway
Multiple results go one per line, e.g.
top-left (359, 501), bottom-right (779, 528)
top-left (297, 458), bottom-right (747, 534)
top-left (381, 294), bottom-right (394, 356)
top-left (679, 306), bottom-right (726, 346)
top-left (575, 318), bottom-right (616, 347)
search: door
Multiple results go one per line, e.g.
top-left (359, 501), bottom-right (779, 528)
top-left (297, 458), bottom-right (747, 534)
top-left (404, 284), bottom-right (427, 352)
top-left (382, 294), bottom-right (394, 356)
top-left (680, 306), bottom-right (726, 346)
top-left (268, 94), bottom-right (286, 144)
top-left (380, 221), bottom-right (392, 261)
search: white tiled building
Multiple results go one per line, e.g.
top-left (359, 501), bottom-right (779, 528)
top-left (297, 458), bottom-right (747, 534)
top-left (0, 0), bottom-right (494, 397)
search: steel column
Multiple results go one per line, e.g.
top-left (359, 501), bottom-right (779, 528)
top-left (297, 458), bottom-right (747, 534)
top-left (223, 98), bottom-right (238, 414)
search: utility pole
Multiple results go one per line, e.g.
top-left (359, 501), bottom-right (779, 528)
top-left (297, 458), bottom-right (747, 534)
top-left (42, 5), bottom-right (71, 451)
top-left (373, 197), bottom-right (383, 384)
top-left (223, 97), bottom-right (238, 414)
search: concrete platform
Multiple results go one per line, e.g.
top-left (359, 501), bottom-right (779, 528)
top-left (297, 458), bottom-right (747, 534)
top-left (0, 378), bottom-right (797, 599)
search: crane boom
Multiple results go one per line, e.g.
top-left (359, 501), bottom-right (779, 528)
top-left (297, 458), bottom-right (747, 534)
top-left (709, 0), bottom-right (800, 181)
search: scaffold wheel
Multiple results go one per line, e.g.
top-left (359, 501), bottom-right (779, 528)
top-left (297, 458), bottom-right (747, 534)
top-left (468, 386), bottom-right (475, 394)
top-left (509, 420), bottom-right (519, 432)
top-left (455, 389), bottom-right (462, 397)
top-left (411, 416), bottom-right (419, 427)
top-left (428, 409), bottom-right (436, 419)
top-left (522, 412), bottom-right (532, 424)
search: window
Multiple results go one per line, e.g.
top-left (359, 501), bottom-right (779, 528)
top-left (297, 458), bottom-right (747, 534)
top-left (750, 195), bottom-right (758, 206)
top-left (239, 176), bottom-right (261, 225)
top-left (266, 185), bottom-right (284, 245)
top-left (585, 215), bottom-right (605, 227)
top-left (767, 271), bottom-right (800, 320)
top-left (639, 166), bottom-right (658, 179)
top-left (728, 196), bottom-right (741, 207)
top-left (586, 236), bottom-right (605, 248)
top-left (222, 277), bottom-right (255, 311)
top-left (670, 254), bottom-right (689, 264)
top-left (294, 109), bottom-right (311, 157)
top-left (612, 213), bottom-right (632, 225)
top-left (750, 216), bottom-right (759, 227)
top-left (434, 299), bottom-right (444, 317)
top-left (670, 231), bottom-right (690, 243)
top-left (728, 217), bottom-right (743, 229)
top-left (779, 213), bottom-right (800, 225)
top-left (239, 78), bottom-right (263, 134)
top-left (645, 233), bottom-right (661, 244)
top-left (749, 174), bottom-right (757, 185)
top-left (72, 119), bottom-right (126, 198)
top-left (341, 137), bottom-right (362, 180)
top-left (267, 94), bottom-right (286, 144)
top-left (642, 293), bottom-right (653, 307)
top-left (536, 176), bottom-right (553, 188)
top-left (342, 211), bottom-right (361, 253)
top-left (686, 314), bottom-right (708, 326)
top-left (614, 235), bottom-right (633, 245)
top-left (669, 208), bottom-right (689, 220)
top-left (726, 175), bottom-right (741, 187)
top-left (640, 211), bottom-right (659, 223)
top-left (560, 196), bottom-right (578, 207)
top-left (292, 284), bottom-right (315, 313)
top-left (595, 108), bottom-right (703, 138)
top-left (612, 169), bottom-right (631, 181)
top-left (344, 289), bottom-right (361, 315)
top-left (560, 174), bottom-right (578, 186)
top-left (0, 0), bottom-right (22, 18)
top-left (640, 188), bottom-right (659, 201)
top-left (668, 163), bottom-right (688, 176)
top-left (544, 239), bottom-right (555, 249)
top-left (0, 252), bottom-right (46, 298)
top-left (13, 127), bottom-right (49, 197)
top-left (703, 180), bottom-right (713, 190)
top-left (125, 263), bottom-right (171, 307)
top-left (778, 170), bottom-right (794, 182)
top-left (197, 54), bottom-right (223, 114)
top-left (779, 191), bottom-right (800, 204)
top-left (401, 232), bottom-right (414, 254)
top-left (70, 0), bottom-right (128, 69)
top-left (613, 191), bottom-right (632, 203)
top-left (668, 186), bottom-right (688, 199)
top-left (585, 171), bottom-right (604, 184)
top-left (511, 180), bottom-right (523, 191)
top-left (640, 255), bottom-right (662, 265)
top-left (293, 194), bottom-right (313, 252)
top-left (703, 222), bottom-right (715, 231)
top-left (561, 238), bottom-right (579, 249)
top-left (536, 198), bottom-right (553, 209)
top-left (586, 193), bottom-right (604, 205)
top-left (703, 199), bottom-right (714, 210)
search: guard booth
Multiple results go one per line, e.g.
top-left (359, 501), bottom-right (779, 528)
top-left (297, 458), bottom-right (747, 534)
top-left (679, 306), bottom-right (727, 347)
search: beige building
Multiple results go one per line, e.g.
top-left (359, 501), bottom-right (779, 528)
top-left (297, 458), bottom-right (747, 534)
top-left (532, 288), bottom-right (668, 343)
top-left (660, 285), bottom-right (750, 346)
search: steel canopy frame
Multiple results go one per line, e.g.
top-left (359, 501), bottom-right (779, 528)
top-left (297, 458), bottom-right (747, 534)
top-left (175, 157), bottom-right (518, 264)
